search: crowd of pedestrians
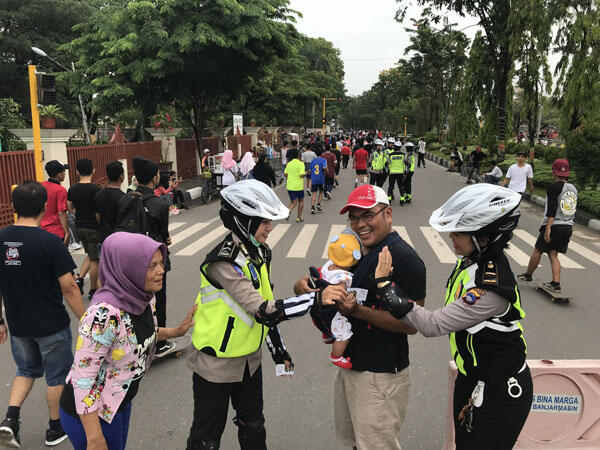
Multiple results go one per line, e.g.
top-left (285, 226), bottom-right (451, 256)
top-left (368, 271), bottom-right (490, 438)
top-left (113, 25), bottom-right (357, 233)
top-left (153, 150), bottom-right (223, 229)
top-left (0, 128), bottom-right (579, 450)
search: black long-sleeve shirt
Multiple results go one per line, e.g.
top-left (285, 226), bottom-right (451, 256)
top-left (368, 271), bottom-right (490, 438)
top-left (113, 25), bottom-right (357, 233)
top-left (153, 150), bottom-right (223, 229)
top-left (252, 161), bottom-right (277, 187)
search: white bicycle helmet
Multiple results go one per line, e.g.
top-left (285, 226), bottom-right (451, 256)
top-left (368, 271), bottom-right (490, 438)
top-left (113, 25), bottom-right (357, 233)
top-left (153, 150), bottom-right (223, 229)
top-left (429, 184), bottom-right (522, 234)
top-left (387, 137), bottom-right (396, 143)
top-left (221, 179), bottom-right (289, 220)
top-left (374, 139), bottom-right (384, 146)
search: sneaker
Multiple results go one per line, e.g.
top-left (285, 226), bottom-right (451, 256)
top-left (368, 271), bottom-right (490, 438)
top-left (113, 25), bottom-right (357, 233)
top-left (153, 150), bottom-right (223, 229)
top-left (155, 341), bottom-right (175, 356)
top-left (325, 191), bottom-right (331, 200)
top-left (68, 242), bottom-right (82, 252)
top-left (331, 354), bottom-right (353, 370)
top-left (316, 204), bottom-right (322, 212)
top-left (542, 282), bottom-right (562, 293)
top-left (45, 428), bottom-right (68, 446)
top-left (517, 273), bottom-right (532, 282)
top-left (88, 289), bottom-right (96, 301)
top-left (306, 189), bottom-right (312, 196)
top-left (311, 206), bottom-right (316, 215)
top-left (296, 217), bottom-right (304, 223)
top-left (0, 416), bottom-right (20, 448)
top-left (179, 204), bottom-right (189, 210)
top-left (335, 179), bottom-right (339, 186)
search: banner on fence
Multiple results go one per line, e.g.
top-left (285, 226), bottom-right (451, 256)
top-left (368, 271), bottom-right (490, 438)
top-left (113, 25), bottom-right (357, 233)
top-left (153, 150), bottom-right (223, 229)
top-left (233, 114), bottom-right (243, 136)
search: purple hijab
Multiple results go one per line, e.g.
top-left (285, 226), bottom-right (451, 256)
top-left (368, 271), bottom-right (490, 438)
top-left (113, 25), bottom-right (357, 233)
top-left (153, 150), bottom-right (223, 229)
top-left (91, 232), bottom-right (166, 315)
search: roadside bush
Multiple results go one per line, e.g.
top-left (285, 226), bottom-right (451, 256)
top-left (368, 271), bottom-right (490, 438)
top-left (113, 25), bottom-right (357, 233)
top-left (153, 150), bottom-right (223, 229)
top-left (429, 142), bottom-right (442, 151)
top-left (532, 163), bottom-right (555, 189)
top-left (505, 142), bottom-right (529, 155)
top-left (423, 130), bottom-right (439, 144)
top-left (565, 123), bottom-right (600, 188)
top-left (578, 190), bottom-right (600, 217)
top-left (541, 146), bottom-right (567, 164)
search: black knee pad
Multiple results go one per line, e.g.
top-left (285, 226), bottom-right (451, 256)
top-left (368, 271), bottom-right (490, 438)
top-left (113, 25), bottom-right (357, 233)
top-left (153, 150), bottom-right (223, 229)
top-left (233, 415), bottom-right (266, 443)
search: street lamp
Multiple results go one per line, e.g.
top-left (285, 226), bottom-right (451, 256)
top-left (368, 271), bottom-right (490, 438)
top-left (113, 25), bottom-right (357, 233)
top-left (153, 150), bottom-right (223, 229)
top-left (31, 47), bottom-right (92, 145)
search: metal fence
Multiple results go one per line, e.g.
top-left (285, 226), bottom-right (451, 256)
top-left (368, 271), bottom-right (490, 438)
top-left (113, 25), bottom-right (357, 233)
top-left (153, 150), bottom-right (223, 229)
top-left (66, 141), bottom-right (161, 186)
top-left (175, 139), bottom-right (198, 179)
top-left (0, 151), bottom-right (36, 228)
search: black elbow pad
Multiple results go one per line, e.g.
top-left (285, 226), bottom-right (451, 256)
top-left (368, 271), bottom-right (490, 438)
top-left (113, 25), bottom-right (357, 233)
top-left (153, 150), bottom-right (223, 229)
top-left (379, 283), bottom-right (414, 319)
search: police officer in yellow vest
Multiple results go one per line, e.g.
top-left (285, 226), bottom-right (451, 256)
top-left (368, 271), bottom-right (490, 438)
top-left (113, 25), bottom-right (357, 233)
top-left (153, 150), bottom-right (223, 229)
top-left (403, 142), bottom-right (416, 203)
top-left (387, 140), bottom-right (406, 205)
top-left (186, 180), bottom-right (344, 450)
top-left (371, 184), bottom-right (533, 450)
top-left (368, 139), bottom-right (386, 188)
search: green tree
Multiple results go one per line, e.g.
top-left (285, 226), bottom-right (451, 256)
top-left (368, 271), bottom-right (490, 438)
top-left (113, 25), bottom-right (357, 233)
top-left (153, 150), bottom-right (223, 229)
top-left (565, 123), bottom-right (600, 188)
top-left (63, 0), bottom-right (296, 148)
top-left (0, 0), bottom-right (92, 122)
top-left (397, 0), bottom-right (513, 143)
top-left (553, 1), bottom-right (600, 132)
top-left (0, 98), bottom-right (26, 151)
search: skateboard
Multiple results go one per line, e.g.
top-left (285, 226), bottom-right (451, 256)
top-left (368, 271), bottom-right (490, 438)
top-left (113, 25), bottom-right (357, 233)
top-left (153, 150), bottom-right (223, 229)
top-left (535, 283), bottom-right (571, 303)
top-left (154, 334), bottom-right (192, 360)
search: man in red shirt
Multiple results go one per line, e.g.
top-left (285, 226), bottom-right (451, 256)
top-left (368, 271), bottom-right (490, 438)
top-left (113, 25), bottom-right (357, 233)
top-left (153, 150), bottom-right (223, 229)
top-left (41, 161), bottom-right (69, 245)
top-left (353, 145), bottom-right (369, 188)
top-left (322, 144), bottom-right (337, 200)
top-left (341, 142), bottom-right (352, 169)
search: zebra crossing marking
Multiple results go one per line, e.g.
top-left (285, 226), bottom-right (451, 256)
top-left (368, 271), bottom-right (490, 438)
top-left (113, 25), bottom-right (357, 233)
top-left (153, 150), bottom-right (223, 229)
top-left (176, 225), bottom-right (227, 256)
top-left (513, 229), bottom-right (583, 269)
top-left (267, 224), bottom-right (291, 248)
top-left (168, 222), bottom-right (186, 232)
top-left (504, 243), bottom-right (533, 267)
top-left (420, 226), bottom-right (456, 263)
top-left (393, 226), bottom-right (414, 248)
top-left (322, 225), bottom-right (346, 259)
top-left (567, 240), bottom-right (600, 266)
top-left (287, 224), bottom-right (319, 258)
top-left (171, 222), bottom-right (211, 246)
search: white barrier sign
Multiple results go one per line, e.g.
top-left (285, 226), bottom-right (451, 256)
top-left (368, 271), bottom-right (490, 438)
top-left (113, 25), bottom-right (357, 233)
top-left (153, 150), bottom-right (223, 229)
top-left (531, 393), bottom-right (581, 414)
top-left (233, 113), bottom-right (243, 135)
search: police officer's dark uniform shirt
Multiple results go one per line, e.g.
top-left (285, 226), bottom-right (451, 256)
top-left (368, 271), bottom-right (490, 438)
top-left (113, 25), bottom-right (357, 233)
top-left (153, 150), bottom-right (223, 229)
top-left (347, 232), bottom-right (426, 373)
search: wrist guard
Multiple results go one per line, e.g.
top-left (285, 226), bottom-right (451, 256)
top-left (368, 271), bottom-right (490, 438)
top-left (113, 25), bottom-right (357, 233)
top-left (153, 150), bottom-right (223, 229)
top-left (255, 299), bottom-right (286, 327)
top-left (379, 282), bottom-right (414, 319)
top-left (271, 349), bottom-right (293, 366)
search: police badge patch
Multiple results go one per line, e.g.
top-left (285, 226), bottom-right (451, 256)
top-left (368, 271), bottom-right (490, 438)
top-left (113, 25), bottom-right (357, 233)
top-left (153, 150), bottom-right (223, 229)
top-left (462, 288), bottom-right (486, 305)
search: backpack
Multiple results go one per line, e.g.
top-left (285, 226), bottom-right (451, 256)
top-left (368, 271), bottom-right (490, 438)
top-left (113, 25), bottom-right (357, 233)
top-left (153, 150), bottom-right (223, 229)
top-left (115, 191), bottom-right (152, 235)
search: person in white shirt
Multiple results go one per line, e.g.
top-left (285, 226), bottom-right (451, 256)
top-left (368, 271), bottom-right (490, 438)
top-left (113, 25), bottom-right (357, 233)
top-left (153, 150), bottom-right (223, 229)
top-left (484, 160), bottom-right (503, 184)
top-left (417, 138), bottom-right (426, 168)
top-left (502, 151), bottom-right (534, 194)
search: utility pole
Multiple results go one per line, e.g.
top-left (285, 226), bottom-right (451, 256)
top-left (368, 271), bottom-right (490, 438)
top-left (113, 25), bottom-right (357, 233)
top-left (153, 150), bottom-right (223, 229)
top-left (322, 97), bottom-right (342, 136)
top-left (404, 116), bottom-right (408, 138)
top-left (28, 65), bottom-right (44, 182)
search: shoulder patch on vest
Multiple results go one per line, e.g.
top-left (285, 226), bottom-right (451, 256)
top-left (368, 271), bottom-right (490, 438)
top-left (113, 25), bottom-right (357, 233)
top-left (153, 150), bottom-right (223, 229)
top-left (482, 261), bottom-right (498, 285)
top-left (462, 288), bottom-right (486, 305)
top-left (218, 240), bottom-right (236, 259)
top-left (231, 264), bottom-right (244, 277)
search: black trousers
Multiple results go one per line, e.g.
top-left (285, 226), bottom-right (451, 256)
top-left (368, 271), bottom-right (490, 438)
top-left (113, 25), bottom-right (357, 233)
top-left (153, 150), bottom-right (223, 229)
top-left (173, 189), bottom-right (186, 206)
top-left (453, 367), bottom-right (532, 450)
top-left (187, 365), bottom-right (265, 450)
top-left (155, 272), bottom-right (167, 329)
top-left (342, 155), bottom-right (349, 168)
top-left (403, 172), bottom-right (413, 196)
top-left (417, 153), bottom-right (426, 167)
top-left (387, 173), bottom-right (405, 198)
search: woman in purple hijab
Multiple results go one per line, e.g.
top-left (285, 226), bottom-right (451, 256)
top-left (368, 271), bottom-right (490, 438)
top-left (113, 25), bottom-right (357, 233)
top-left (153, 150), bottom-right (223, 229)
top-left (59, 232), bottom-right (195, 450)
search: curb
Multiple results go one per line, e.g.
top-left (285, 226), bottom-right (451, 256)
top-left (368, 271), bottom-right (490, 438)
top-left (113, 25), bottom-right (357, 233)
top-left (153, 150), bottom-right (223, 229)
top-left (424, 152), bottom-right (600, 232)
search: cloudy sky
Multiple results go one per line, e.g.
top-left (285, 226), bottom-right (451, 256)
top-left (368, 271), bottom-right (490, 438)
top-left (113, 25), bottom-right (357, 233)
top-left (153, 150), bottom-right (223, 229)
top-left (288, 0), bottom-right (481, 96)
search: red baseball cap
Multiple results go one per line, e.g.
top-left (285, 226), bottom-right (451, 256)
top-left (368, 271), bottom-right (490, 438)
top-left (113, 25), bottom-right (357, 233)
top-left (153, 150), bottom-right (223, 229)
top-left (552, 158), bottom-right (570, 177)
top-left (340, 185), bottom-right (390, 214)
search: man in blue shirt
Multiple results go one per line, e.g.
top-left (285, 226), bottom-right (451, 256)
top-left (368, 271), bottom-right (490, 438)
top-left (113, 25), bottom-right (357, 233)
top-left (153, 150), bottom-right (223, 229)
top-left (309, 148), bottom-right (327, 214)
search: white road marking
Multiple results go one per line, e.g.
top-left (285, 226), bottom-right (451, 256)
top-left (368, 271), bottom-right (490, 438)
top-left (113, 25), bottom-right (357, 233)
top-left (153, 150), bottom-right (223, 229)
top-left (168, 222), bottom-right (186, 232)
top-left (393, 226), bottom-right (414, 248)
top-left (513, 229), bottom-right (583, 269)
top-left (171, 222), bottom-right (211, 246)
top-left (420, 226), bottom-right (456, 263)
top-left (176, 225), bottom-right (227, 256)
top-left (267, 224), bottom-right (291, 249)
top-left (505, 244), bottom-right (533, 267)
top-left (322, 225), bottom-right (346, 259)
top-left (287, 224), bottom-right (319, 258)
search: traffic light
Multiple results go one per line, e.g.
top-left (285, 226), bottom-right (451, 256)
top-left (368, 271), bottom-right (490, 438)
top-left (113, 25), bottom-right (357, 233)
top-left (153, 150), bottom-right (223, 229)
top-left (37, 74), bottom-right (57, 105)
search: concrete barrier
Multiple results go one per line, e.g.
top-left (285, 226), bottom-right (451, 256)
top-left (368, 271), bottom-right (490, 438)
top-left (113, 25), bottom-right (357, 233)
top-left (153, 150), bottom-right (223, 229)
top-left (444, 359), bottom-right (600, 449)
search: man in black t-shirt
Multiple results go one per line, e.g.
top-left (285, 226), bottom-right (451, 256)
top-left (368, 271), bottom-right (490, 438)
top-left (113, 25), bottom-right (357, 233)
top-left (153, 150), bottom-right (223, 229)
top-left (94, 161), bottom-right (125, 244)
top-left (67, 158), bottom-right (101, 299)
top-left (129, 157), bottom-right (173, 355)
top-left (0, 181), bottom-right (85, 448)
top-left (466, 146), bottom-right (486, 184)
top-left (293, 184), bottom-right (426, 449)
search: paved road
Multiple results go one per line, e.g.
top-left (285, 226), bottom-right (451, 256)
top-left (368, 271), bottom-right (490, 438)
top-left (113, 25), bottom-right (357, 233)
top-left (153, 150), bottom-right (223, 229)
top-left (2, 162), bottom-right (600, 449)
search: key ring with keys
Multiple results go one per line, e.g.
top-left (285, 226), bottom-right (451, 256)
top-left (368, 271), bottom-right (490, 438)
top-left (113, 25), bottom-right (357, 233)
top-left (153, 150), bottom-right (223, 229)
top-left (507, 377), bottom-right (522, 398)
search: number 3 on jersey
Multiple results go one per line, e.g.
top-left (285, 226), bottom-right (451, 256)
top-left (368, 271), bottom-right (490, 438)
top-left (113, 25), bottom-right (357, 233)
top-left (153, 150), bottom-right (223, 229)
top-left (313, 165), bottom-right (319, 175)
